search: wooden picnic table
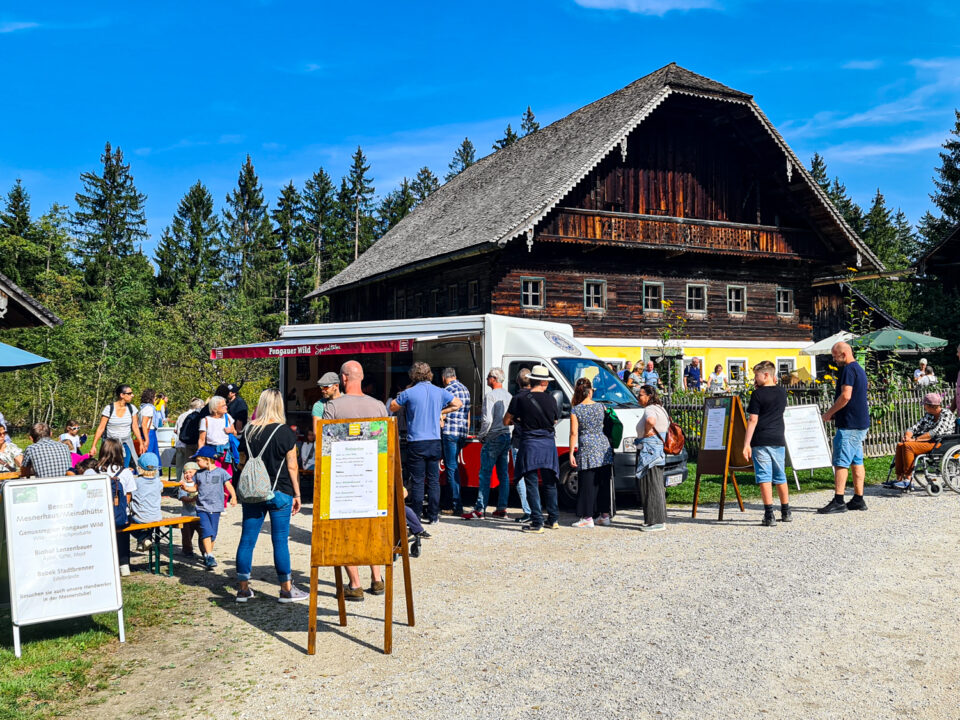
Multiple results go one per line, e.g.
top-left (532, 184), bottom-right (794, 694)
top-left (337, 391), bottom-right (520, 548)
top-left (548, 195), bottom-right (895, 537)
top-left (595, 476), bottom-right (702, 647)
top-left (122, 516), bottom-right (198, 576)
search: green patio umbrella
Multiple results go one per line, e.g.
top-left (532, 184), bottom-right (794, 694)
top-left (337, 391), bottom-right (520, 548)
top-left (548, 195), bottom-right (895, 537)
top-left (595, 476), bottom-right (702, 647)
top-left (849, 327), bottom-right (948, 352)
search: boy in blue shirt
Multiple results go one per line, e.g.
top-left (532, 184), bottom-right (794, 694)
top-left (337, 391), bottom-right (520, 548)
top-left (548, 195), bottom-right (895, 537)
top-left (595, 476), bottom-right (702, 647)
top-left (192, 446), bottom-right (237, 568)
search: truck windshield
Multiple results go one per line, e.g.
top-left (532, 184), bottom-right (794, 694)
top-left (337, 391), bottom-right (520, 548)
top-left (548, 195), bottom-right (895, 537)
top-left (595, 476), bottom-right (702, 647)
top-left (552, 358), bottom-right (639, 407)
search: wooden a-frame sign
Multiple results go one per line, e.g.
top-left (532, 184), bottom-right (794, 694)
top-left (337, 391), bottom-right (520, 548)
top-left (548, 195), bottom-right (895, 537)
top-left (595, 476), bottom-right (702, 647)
top-left (307, 416), bottom-right (414, 655)
top-left (692, 395), bottom-right (751, 521)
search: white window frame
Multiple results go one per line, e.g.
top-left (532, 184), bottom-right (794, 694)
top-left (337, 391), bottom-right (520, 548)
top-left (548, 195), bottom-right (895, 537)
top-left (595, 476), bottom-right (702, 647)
top-left (776, 356), bottom-right (797, 379)
top-left (583, 278), bottom-right (606, 311)
top-left (776, 288), bottom-right (794, 316)
top-left (642, 281), bottom-right (663, 312)
top-left (726, 285), bottom-right (746, 315)
top-left (448, 284), bottom-right (459, 313)
top-left (726, 357), bottom-right (749, 387)
top-left (468, 280), bottom-right (479, 309)
top-left (686, 283), bottom-right (707, 314)
top-left (520, 276), bottom-right (545, 309)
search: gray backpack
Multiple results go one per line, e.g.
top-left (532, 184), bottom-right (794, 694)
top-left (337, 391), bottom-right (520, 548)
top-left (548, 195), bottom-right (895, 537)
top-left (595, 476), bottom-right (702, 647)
top-left (236, 425), bottom-right (282, 504)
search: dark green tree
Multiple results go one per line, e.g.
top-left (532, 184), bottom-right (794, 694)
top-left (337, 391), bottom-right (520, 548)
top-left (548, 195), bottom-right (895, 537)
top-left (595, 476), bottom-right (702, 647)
top-left (377, 178), bottom-right (416, 237)
top-left (521, 106), bottom-right (540, 136)
top-left (445, 137), bottom-right (476, 181)
top-left (858, 191), bottom-right (913, 321)
top-left (493, 124), bottom-right (519, 150)
top-left (0, 179), bottom-right (31, 237)
top-left (411, 166), bottom-right (440, 203)
top-left (272, 181), bottom-right (311, 324)
top-left (72, 142), bottom-right (148, 291)
top-left (931, 109), bottom-right (960, 227)
top-left (809, 153), bottom-right (831, 195)
top-left (345, 146), bottom-right (377, 259)
top-left (303, 167), bottom-right (337, 292)
top-left (827, 177), bottom-right (865, 236)
top-left (155, 181), bottom-right (222, 305)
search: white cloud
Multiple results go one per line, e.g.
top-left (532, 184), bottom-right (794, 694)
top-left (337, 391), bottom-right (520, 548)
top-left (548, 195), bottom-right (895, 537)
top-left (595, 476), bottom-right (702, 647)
top-left (842, 59), bottom-right (882, 70)
top-left (573, 0), bottom-right (719, 15)
top-left (218, 134), bottom-right (245, 145)
top-left (0, 21), bottom-right (38, 33)
top-left (823, 131), bottom-right (946, 162)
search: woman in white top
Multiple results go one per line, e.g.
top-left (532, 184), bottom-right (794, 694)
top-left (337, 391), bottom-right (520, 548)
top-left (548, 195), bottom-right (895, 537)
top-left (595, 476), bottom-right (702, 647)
top-left (198, 395), bottom-right (235, 462)
top-left (707, 364), bottom-right (729, 394)
top-left (0, 424), bottom-right (23, 472)
top-left (140, 388), bottom-right (160, 456)
top-left (634, 384), bottom-right (670, 532)
top-left (90, 384), bottom-right (145, 468)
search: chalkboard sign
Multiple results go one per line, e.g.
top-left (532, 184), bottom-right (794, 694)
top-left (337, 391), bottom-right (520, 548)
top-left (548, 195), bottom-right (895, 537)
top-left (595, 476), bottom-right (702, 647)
top-left (783, 404), bottom-right (833, 472)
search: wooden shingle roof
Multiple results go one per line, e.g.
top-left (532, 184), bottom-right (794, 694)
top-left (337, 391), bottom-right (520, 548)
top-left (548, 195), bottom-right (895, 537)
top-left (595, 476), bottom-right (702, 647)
top-left (314, 63), bottom-right (882, 297)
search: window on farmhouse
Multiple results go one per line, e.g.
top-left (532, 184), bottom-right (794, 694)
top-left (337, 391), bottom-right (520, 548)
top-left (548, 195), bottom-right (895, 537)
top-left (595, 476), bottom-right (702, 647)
top-left (395, 289), bottom-right (406, 319)
top-left (727, 286), bottom-right (745, 314)
top-left (448, 284), bottom-right (459, 313)
top-left (414, 293), bottom-right (423, 316)
top-left (776, 289), bottom-right (794, 316)
top-left (686, 284), bottom-right (707, 313)
top-left (429, 289), bottom-right (439, 315)
top-left (643, 282), bottom-right (663, 312)
top-left (468, 280), bottom-right (479, 308)
top-left (583, 279), bottom-right (606, 311)
top-left (521, 278), bottom-right (544, 309)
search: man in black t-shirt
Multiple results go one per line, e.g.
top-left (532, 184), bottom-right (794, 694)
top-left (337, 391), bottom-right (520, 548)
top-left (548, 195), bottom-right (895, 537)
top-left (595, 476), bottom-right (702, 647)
top-left (743, 361), bottom-right (790, 526)
top-left (503, 365), bottom-right (560, 533)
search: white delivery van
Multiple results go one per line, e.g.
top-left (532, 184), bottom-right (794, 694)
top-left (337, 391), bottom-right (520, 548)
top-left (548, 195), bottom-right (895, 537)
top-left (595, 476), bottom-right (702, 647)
top-left (212, 314), bottom-right (688, 505)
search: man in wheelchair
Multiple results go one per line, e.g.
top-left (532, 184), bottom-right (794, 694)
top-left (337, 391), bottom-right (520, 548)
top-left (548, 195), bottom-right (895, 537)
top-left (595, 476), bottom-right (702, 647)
top-left (889, 392), bottom-right (957, 490)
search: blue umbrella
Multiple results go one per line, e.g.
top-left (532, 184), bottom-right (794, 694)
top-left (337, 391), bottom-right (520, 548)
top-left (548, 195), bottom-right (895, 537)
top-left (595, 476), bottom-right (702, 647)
top-left (0, 342), bottom-right (50, 371)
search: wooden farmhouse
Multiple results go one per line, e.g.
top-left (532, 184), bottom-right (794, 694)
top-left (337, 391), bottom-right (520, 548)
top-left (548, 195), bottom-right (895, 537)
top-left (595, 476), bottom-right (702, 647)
top-left (312, 64), bottom-right (884, 384)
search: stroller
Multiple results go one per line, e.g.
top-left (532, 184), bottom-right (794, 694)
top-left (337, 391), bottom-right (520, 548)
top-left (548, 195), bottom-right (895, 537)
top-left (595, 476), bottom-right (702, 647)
top-left (883, 433), bottom-right (960, 496)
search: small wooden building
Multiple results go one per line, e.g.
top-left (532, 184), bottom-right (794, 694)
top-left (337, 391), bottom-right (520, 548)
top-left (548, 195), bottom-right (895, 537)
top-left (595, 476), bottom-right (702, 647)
top-left (312, 64), bottom-right (883, 383)
top-left (0, 271), bottom-right (61, 330)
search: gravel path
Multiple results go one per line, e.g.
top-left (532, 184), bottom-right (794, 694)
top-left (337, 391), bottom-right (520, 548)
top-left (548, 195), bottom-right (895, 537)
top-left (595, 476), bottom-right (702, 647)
top-left (76, 485), bottom-right (960, 720)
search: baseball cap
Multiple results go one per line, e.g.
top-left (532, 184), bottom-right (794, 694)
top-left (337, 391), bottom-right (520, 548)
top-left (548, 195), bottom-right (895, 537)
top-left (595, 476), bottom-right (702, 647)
top-left (182, 462), bottom-right (200, 473)
top-left (923, 392), bottom-right (942, 406)
top-left (318, 372), bottom-right (340, 387)
top-left (191, 446), bottom-right (218, 459)
top-left (137, 452), bottom-right (161, 470)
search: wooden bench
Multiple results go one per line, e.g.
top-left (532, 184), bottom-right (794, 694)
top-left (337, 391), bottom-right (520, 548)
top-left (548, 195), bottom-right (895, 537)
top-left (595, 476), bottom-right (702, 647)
top-left (122, 516), bottom-right (199, 576)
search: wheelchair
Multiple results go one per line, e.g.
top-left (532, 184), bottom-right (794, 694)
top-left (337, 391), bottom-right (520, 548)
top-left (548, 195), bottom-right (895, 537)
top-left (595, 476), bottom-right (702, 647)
top-left (885, 433), bottom-right (960, 496)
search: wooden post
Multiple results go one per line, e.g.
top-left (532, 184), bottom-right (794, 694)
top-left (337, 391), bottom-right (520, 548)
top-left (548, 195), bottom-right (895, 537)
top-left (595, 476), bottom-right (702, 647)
top-left (307, 566), bottom-right (319, 655)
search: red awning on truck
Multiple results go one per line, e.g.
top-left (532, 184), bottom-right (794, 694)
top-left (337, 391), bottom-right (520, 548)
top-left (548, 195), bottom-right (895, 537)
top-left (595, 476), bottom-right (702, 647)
top-left (210, 338), bottom-right (413, 360)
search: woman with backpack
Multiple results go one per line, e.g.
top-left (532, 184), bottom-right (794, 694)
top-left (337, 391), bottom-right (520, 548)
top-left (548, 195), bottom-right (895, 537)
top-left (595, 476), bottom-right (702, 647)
top-left (635, 384), bottom-right (671, 532)
top-left (234, 389), bottom-right (307, 604)
top-left (568, 377), bottom-right (614, 528)
top-left (90, 384), bottom-right (146, 469)
top-left (84, 438), bottom-right (137, 575)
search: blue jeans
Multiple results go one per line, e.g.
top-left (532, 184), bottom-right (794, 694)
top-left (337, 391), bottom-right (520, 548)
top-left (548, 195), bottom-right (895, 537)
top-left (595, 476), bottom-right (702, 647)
top-left (752, 446), bottom-right (787, 485)
top-left (235, 490), bottom-right (293, 583)
top-left (523, 468), bottom-right (559, 528)
top-left (476, 434), bottom-right (511, 512)
top-left (833, 428), bottom-right (867, 468)
top-left (442, 434), bottom-right (465, 514)
top-left (406, 439), bottom-right (442, 521)
top-left (513, 446), bottom-right (530, 514)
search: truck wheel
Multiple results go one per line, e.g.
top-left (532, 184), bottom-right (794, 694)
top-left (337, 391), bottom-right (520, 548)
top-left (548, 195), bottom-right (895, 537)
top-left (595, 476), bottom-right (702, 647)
top-left (558, 460), bottom-right (578, 510)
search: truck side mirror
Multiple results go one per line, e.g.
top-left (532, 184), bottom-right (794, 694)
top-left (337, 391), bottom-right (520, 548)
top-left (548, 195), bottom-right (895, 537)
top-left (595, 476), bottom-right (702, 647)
top-left (551, 389), bottom-right (571, 419)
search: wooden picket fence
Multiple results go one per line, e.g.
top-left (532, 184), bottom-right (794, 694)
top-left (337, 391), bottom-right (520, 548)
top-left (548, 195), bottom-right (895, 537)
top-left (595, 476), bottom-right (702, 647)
top-left (662, 383), bottom-right (955, 460)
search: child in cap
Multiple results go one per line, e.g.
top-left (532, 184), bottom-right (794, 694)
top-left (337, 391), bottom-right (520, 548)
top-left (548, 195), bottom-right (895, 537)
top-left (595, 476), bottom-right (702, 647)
top-left (130, 452), bottom-right (164, 551)
top-left (743, 360), bottom-right (791, 526)
top-left (192, 446), bottom-right (237, 569)
top-left (179, 461), bottom-right (200, 556)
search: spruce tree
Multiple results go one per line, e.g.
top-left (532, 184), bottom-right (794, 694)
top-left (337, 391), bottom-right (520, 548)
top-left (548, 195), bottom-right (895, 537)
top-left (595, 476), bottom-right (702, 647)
top-left (155, 181), bottom-right (221, 305)
top-left (72, 142), bottom-right (148, 290)
top-left (521, 106), bottom-right (540, 136)
top-left (376, 179), bottom-right (416, 237)
top-left (328, 178), bottom-right (356, 278)
top-left (272, 181), bottom-right (311, 324)
top-left (859, 192), bottom-right (912, 321)
top-left (809, 153), bottom-right (831, 195)
top-left (446, 138), bottom-right (477, 181)
top-left (0, 180), bottom-right (58, 293)
top-left (411, 167), bottom-right (440, 203)
top-left (0, 179), bottom-right (31, 237)
top-left (346, 146), bottom-right (376, 260)
top-left (493, 124), bottom-right (519, 150)
top-left (931, 109), bottom-right (960, 227)
top-left (827, 177), bottom-right (865, 236)
top-left (303, 167), bottom-right (337, 299)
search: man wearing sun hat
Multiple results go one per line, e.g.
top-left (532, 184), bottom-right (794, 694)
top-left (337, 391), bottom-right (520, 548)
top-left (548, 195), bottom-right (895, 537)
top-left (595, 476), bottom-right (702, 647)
top-left (503, 364), bottom-right (561, 534)
top-left (312, 371), bottom-right (341, 419)
top-left (889, 392), bottom-right (957, 490)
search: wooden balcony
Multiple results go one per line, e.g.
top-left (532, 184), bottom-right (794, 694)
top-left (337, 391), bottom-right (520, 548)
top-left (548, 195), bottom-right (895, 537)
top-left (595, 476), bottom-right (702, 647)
top-left (539, 207), bottom-right (821, 259)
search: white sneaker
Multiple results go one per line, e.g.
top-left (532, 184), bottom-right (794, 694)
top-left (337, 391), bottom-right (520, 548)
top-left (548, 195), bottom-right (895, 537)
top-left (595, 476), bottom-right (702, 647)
top-left (119, 564), bottom-right (130, 577)
top-left (596, 515), bottom-right (611, 526)
top-left (572, 517), bottom-right (594, 528)
top-left (142, 538), bottom-right (153, 550)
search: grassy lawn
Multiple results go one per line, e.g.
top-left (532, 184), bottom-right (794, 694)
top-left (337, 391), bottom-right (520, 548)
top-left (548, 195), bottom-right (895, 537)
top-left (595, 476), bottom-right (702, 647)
top-left (0, 578), bottom-right (188, 720)
top-left (666, 455), bottom-right (893, 505)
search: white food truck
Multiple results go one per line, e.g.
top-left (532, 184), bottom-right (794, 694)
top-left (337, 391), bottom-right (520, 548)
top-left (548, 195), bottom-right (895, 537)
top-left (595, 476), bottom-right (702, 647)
top-left (212, 314), bottom-right (688, 505)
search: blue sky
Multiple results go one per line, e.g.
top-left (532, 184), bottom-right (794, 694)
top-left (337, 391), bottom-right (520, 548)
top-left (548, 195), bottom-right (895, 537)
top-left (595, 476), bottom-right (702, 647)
top-left (2, 1), bottom-right (959, 255)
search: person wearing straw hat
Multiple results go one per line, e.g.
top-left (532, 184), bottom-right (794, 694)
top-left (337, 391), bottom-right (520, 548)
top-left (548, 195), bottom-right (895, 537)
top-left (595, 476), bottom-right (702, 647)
top-left (889, 392), bottom-right (956, 490)
top-left (503, 364), bottom-right (560, 534)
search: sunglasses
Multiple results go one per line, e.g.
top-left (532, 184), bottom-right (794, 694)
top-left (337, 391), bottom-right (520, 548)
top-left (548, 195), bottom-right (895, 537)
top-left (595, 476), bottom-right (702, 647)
top-left (121, 391), bottom-right (133, 396)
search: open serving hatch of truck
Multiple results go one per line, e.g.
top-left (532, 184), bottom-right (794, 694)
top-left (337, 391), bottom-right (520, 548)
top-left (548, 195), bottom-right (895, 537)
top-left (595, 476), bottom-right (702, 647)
top-left (211, 314), bottom-right (688, 505)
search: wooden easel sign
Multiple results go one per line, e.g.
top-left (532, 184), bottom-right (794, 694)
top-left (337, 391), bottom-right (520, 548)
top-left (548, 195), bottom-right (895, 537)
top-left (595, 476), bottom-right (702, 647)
top-left (692, 395), bottom-right (750, 520)
top-left (307, 416), bottom-right (414, 655)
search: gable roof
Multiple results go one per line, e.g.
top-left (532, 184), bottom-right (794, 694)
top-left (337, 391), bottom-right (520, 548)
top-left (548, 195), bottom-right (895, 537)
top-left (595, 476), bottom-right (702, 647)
top-left (919, 222), bottom-right (960, 272)
top-left (314, 63), bottom-right (882, 297)
top-left (0, 271), bottom-right (62, 329)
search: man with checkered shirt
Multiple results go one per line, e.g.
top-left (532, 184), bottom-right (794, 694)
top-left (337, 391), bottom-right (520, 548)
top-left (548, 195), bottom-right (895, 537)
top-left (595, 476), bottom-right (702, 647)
top-left (440, 367), bottom-right (471, 517)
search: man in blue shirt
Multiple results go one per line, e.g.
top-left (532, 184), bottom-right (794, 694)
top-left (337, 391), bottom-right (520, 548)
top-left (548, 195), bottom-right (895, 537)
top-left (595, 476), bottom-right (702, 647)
top-left (683, 358), bottom-right (703, 391)
top-left (818, 342), bottom-right (870, 514)
top-left (641, 361), bottom-right (660, 388)
top-left (390, 362), bottom-right (462, 524)
top-left (440, 367), bottom-right (471, 517)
